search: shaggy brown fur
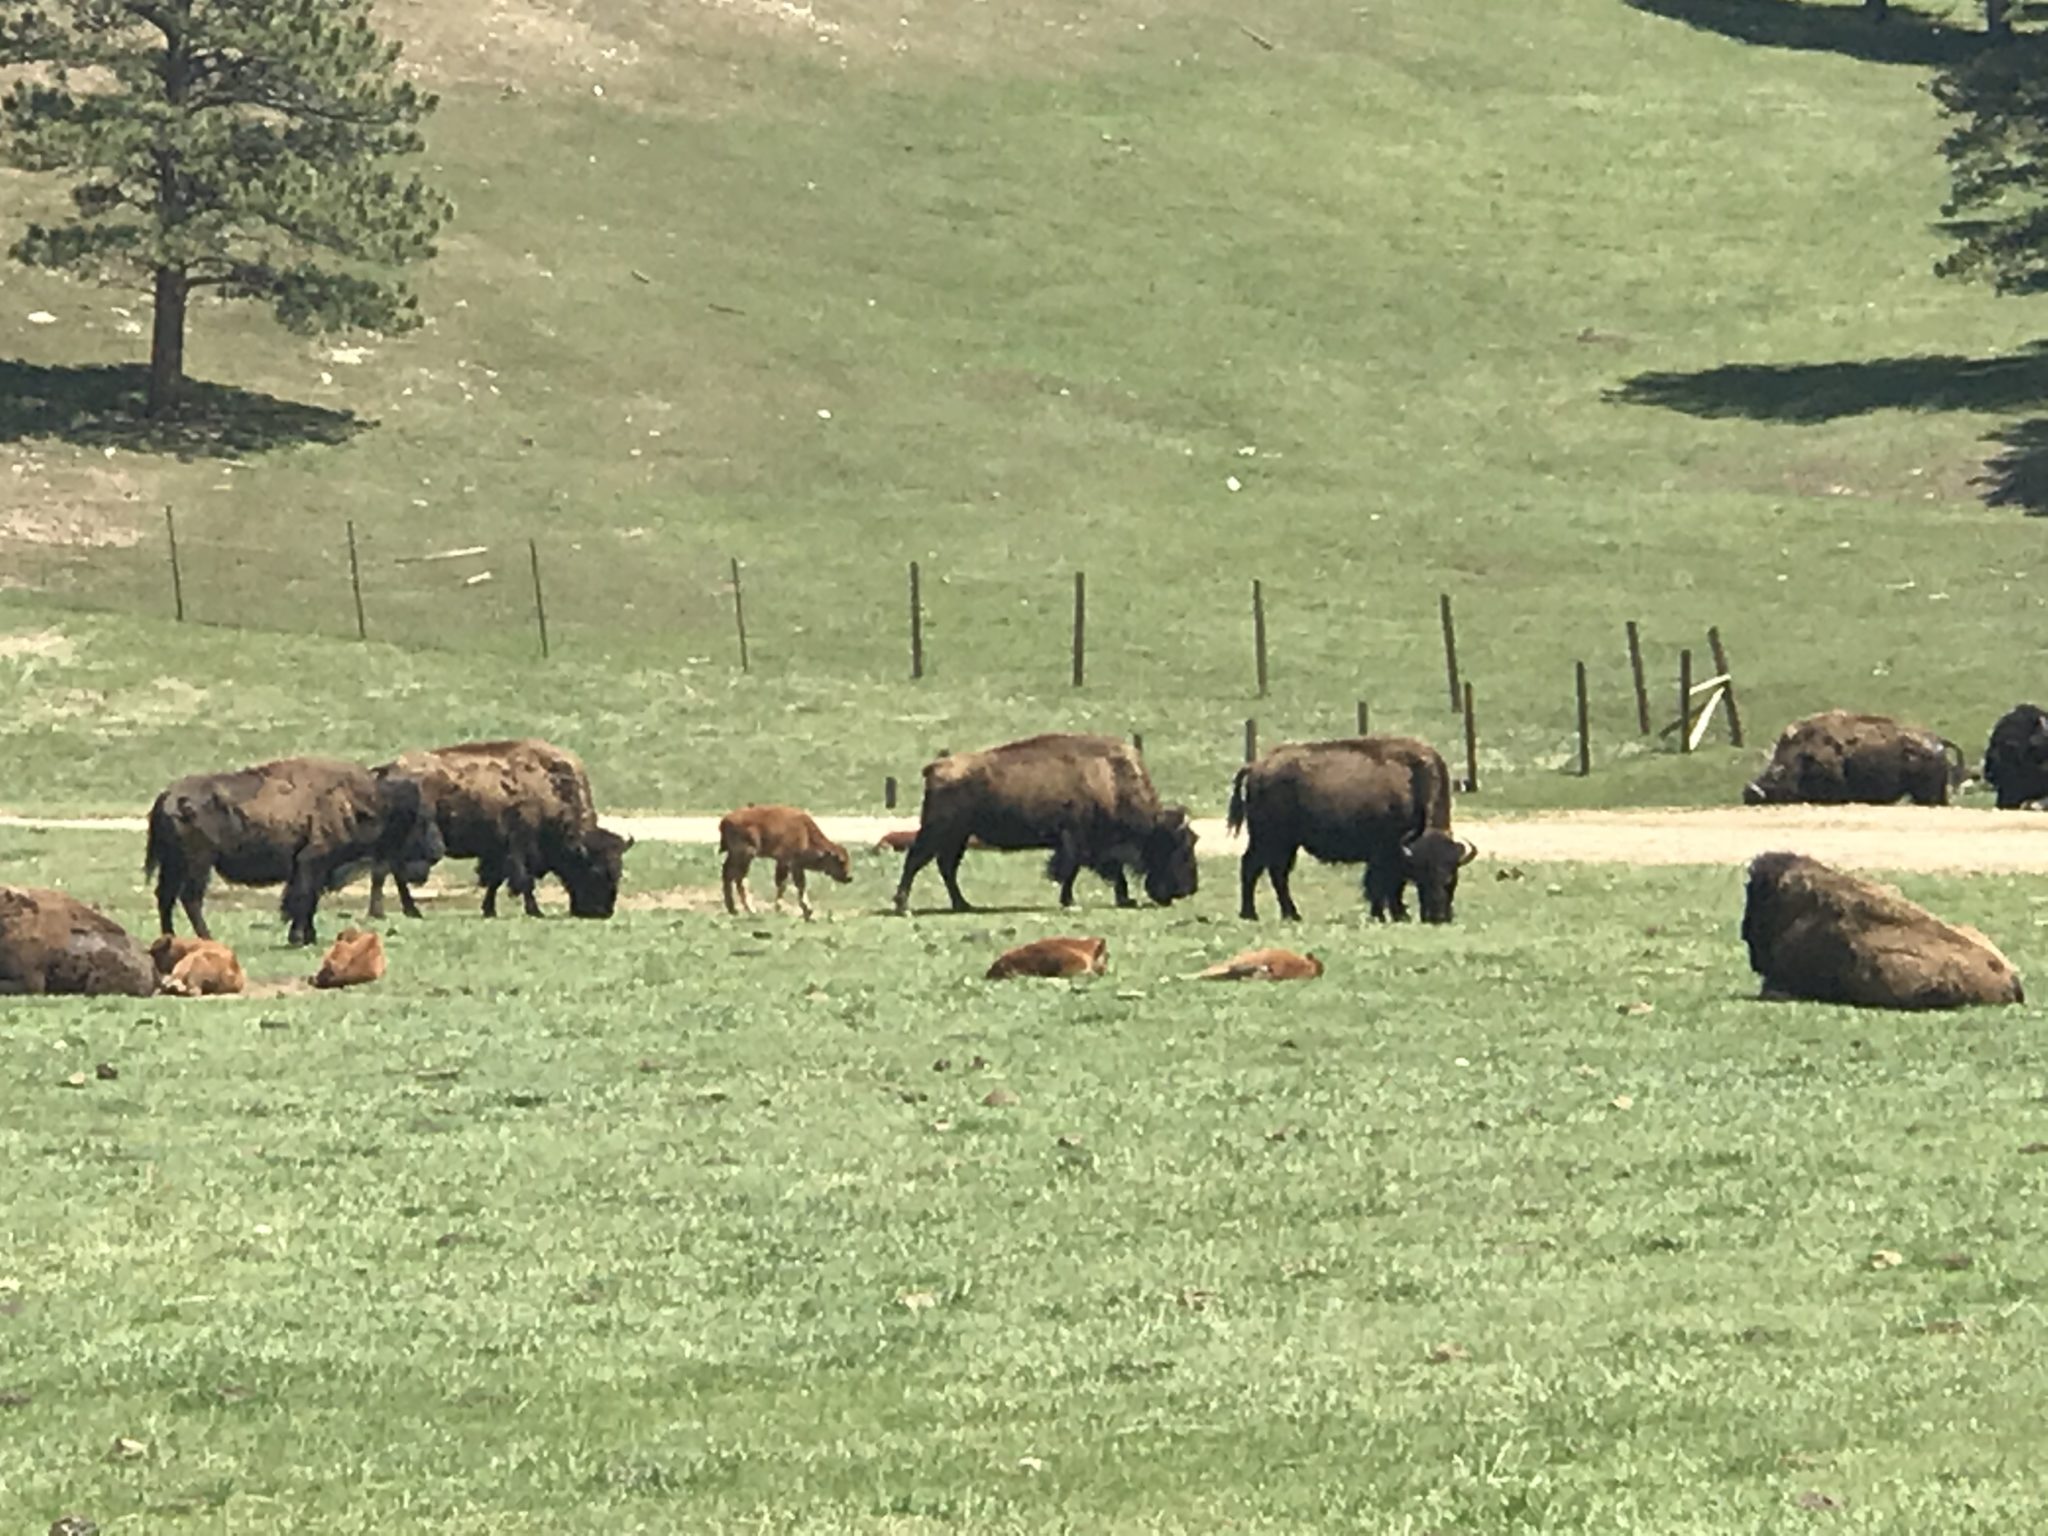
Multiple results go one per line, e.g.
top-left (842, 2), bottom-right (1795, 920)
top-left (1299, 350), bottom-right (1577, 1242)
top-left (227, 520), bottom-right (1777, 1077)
top-left (894, 734), bottom-right (1197, 914)
top-left (1196, 947), bottom-right (1326, 981)
top-left (985, 935), bottom-right (1110, 980)
top-left (1743, 711), bottom-right (1965, 808)
top-left (313, 928), bottom-right (387, 989)
top-left (1742, 852), bottom-right (2024, 1010)
top-left (719, 804), bottom-right (851, 919)
top-left (149, 934), bottom-right (247, 997)
top-left (371, 738), bottom-right (631, 921)
top-left (0, 886), bottom-right (156, 997)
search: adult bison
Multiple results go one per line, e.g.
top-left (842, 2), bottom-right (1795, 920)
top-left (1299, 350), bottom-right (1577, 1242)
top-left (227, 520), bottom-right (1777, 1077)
top-left (1741, 710), bottom-right (1965, 807)
top-left (368, 738), bottom-right (632, 920)
top-left (145, 756), bottom-right (444, 947)
top-left (1983, 704), bottom-right (2048, 810)
top-left (892, 734), bottom-right (1198, 914)
top-left (0, 886), bottom-right (156, 997)
top-left (1229, 735), bottom-right (1476, 923)
top-left (1742, 851), bottom-right (2024, 1009)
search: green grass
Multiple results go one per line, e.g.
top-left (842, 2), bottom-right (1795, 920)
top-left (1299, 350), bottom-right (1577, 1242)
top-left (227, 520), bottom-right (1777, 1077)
top-left (4, 0), bottom-right (2047, 812)
top-left (5, 830), bottom-right (2048, 1531)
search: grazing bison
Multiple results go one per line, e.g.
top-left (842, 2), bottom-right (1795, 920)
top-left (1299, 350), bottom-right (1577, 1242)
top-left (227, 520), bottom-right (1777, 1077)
top-left (1983, 704), bottom-right (2048, 810)
top-left (145, 757), bottom-right (444, 947)
top-left (893, 734), bottom-right (1198, 914)
top-left (313, 928), bottom-right (386, 989)
top-left (1229, 736), bottom-right (1476, 923)
top-left (1741, 851), bottom-right (2024, 1010)
top-left (0, 886), bottom-right (156, 997)
top-left (986, 935), bottom-right (1109, 980)
top-left (1196, 947), bottom-right (1324, 981)
top-left (369, 739), bottom-right (632, 921)
top-left (1742, 711), bottom-right (1965, 807)
top-left (149, 935), bottom-right (247, 997)
top-left (719, 804), bottom-right (852, 919)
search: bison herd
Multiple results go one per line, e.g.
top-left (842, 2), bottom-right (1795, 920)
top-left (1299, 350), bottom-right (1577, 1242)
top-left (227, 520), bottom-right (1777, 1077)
top-left (1, 709), bottom-right (2042, 1011)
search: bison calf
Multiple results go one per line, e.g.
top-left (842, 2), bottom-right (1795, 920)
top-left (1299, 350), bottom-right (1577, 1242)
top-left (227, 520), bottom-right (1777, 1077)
top-left (149, 934), bottom-right (247, 997)
top-left (313, 929), bottom-right (386, 989)
top-left (0, 886), bottom-right (156, 997)
top-left (1196, 947), bottom-right (1325, 981)
top-left (986, 936), bottom-right (1109, 980)
top-left (1742, 851), bottom-right (2023, 1010)
top-left (720, 805), bottom-right (852, 920)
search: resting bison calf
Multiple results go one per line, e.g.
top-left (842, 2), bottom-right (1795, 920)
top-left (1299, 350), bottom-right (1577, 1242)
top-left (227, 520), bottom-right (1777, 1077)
top-left (1742, 851), bottom-right (2023, 1009)
top-left (0, 886), bottom-right (156, 997)
top-left (1230, 736), bottom-right (1476, 923)
top-left (1196, 947), bottom-right (1325, 981)
top-left (371, 739), bottom-right (632, 921)
top-left (149, 935), bottom-right (247, 997)
top-left (146, 755), bottom-right (444, 947)
top-left (720, 804), bottom-right (851, 919)
top-left (314, 929), bottom-right (386, 989)
top-left (1743, 711), bottom-right (1965, 808)
top-left (986, 935), bottom-right (1109, 979)
top-left (1983, 704), bottom-right (2048, 810)
top-left (894, 734), bottom-right (1197, 914)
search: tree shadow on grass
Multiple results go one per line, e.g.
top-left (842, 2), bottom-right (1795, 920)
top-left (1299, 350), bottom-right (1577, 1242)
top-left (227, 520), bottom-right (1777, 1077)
top-left (1610, 345), bottom-right (2048, 424)
top-left (1623, 0), bottom-right (1989, 66)
top-left (0, 359), bottom-right (365, 460)
top-left (1977, 417), bottom-right (2048, 511)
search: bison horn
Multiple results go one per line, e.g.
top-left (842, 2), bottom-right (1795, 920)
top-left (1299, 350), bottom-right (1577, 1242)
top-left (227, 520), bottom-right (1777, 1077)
top-left (1456, 840), bottom-right (1479, 867)
top-left (620, 835), bottom-right (637, 852)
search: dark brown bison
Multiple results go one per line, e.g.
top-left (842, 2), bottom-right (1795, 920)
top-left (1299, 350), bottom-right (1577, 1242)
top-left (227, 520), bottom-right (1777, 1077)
top-left (1742, 851), bottom-right (2024, 1009)
top-left (145, 757), bottom-right (444, 947)
top-left (1742, 710), bottom-right (1964, 807)
top-left (368, 739), bottom-right (632, 920)
top-left (892, 734), bottom-right (1198, 914)
top-left (0, 886), bottom-right (157, 996)
top-left (1229, 736), bottom-right (1476, 923)
top-left (1983, 704), bottom-right (2048, 810)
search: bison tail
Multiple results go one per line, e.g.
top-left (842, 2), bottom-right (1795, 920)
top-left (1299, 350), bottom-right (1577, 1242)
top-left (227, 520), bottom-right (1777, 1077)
top-left (1226, 767), bottom-right (1252, 836)
top-left (143, 793), bottom-right (176, 878)
top-left (1939, 736), bottom-right (1968, 791)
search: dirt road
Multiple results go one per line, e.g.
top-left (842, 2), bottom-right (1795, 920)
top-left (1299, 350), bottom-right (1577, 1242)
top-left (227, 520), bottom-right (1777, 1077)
top-left (12, 805), bottom-right (2046, 874)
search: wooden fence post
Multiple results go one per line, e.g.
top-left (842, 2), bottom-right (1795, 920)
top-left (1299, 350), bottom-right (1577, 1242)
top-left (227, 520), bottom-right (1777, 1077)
top-left (1252, 579), bottom-right (1269, 698)
top-left (1462, 681), bottom-right (1479, 792)
top-left (1072, 571), bottom-right (1086, 688)
top-left (909, 560), bottom-right (924, 680)
top-left (1440, 593), bottom-right (1460, 712)
top-left (1707, 626), bottom-right (1743, 746)
top-left (1357, 699), bottom-right (1370, 736)
top-left (1678, 648), bottom-right (1693, 753)
top-left (1244, 717), bottom-right (1258, 762)
top-left (885, 775), bottom-right (898, 810)
top-left (1575, 660), bottom-right (1590, 777)
top-left (1626, 620), bottom-right (1650, 735)
top-left (346, 520), bottom-right (368, 641)
top-left (528, 538), bottom-right (551, 659)
top-left (730, 557), bottom-right (750, 674)
top-left (165, 506), bottom-right (186, 623)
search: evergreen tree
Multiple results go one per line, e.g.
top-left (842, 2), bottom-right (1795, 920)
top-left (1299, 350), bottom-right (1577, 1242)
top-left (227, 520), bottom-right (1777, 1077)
top-left (1933, 34), bottom-right (2048, 293)
top-left (0, 0), bottom-right (452, 416)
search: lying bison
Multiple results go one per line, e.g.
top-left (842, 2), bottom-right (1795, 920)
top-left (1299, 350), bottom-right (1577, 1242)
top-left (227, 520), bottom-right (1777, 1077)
top-left (1742, 710), bottom-right (1965, 807)
top-left (368, 739), bottom-right (632, 920)
top-left (1983, 704), bottom-right (2048, 810)
top-left (1229, 735), bottom-right (1476, 922)
top-left (1742, 851), bottom-right (2023, 1009)
top-left (146, 756), bottom-right (444, 947)
top-left (892, 734), bottom-right (1198, 914)
top-left (0, 886), bottom-right (156, 996)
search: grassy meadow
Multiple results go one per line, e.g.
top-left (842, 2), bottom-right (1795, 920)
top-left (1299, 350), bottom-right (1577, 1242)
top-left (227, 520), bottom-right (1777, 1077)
top-left (3, 0), bottom-right (2047, 812)
top-left (6, 828), bottom-right (2048, 1532)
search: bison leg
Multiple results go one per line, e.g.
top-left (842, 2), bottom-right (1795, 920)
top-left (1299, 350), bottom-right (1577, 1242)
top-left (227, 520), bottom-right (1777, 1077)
top-left (1364, 860), bottom-right (1408, 923)
top-left (159, 859), bottom-right (213, 942)
top-left (392, 872), bottom-right (424, 921)
top-left (793, 867), bottom-right (814, 921)
top-left (282, 858), bottom-right (324, 948)
top-left (1110, 865), bottom-right (1135, 908)
top-left (893, 833), bottom-right (955, 915)
top-left (1267, 846), bottom-right (1303, 922)
top-left (772, 863), bottom-right (790, 912)
top-left (1049, 834), bottom-right (1083, 907)
top-left (1238, 847), bottom-right (1265, 921)
top-left (721, 851), bottom-right (752, 915)
top-left (935, 844), bottom-right (973, 912)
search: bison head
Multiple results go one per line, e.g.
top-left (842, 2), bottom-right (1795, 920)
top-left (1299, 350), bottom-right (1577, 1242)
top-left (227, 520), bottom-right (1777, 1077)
top-left (371, 770), bottom-right (447, 875)
top-left (1141, 806), bottom-right (1200, 906)
top-left (557, 826), bottom-right (633, 918)
top-left (1401, 829), bottom-right (1477, 924)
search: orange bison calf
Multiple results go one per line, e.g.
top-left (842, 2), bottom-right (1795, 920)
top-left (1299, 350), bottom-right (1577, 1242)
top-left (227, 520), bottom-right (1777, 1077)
top-left (720, 805), bottom-right (852, 920)
top-left (149, 934), bottom-right (248, 997)
top-left (1196, 947), bottom-right (1325, 981)
top-left (313, 929), bottom-right (386, 989)
top-left (986, 935), bottom-right (1109, 980)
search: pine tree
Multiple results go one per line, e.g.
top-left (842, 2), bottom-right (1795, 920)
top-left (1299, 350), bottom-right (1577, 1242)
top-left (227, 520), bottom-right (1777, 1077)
top-left (1933, 34), bottom-right (2048, 294)
top-left (0, 0), bottom-right (452, 417)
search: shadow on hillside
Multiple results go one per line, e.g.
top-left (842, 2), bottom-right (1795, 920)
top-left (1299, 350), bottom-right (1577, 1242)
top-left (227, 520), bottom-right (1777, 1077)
top-left (1978, 417), bottom-right (2048, 512)
top-left (0, 359), bottom-right (365, 459)
top-left (1623, 0), bottom-right (1988, 66)
top-left (1609, 347), bottom-right (2048, 424)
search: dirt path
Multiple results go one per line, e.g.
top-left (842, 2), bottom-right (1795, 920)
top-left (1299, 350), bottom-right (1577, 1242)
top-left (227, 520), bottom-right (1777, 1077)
top-left (10, 805), bottom-right (2048, 874)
